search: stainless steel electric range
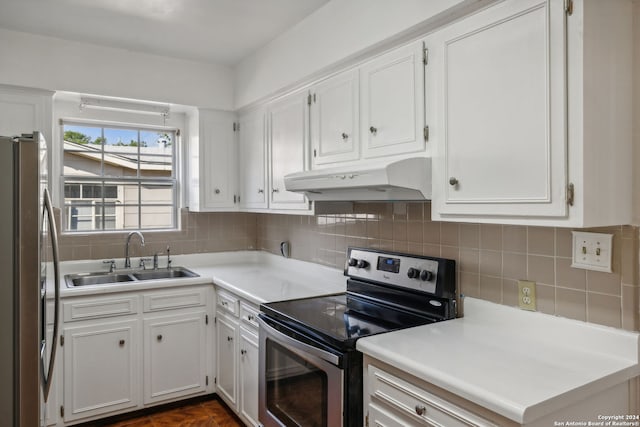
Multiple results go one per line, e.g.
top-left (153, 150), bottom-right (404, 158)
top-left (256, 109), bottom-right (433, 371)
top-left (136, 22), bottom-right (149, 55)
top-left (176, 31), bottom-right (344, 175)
top-left (257, 247), bottom-right (458, 427)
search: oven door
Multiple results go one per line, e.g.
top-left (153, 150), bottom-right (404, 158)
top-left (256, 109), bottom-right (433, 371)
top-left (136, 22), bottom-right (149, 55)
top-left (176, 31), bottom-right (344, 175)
top-left (258, 315), bottom-right (344, 427)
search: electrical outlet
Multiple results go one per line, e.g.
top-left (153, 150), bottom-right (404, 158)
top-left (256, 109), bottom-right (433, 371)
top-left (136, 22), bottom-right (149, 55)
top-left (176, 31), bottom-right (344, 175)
top-left (571, 232), bottom-right (613, 272)
top-left (518, 280), bottom-right (536, 311)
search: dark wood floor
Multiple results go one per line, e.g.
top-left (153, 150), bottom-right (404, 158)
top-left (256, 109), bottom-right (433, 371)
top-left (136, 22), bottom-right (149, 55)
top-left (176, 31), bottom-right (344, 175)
top-left (86, 397), bottom-right (244, 427)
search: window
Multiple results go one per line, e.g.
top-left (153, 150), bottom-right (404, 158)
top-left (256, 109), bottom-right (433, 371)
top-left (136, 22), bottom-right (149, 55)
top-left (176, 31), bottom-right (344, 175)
top-left (61, 121), bottom-right (178, 232)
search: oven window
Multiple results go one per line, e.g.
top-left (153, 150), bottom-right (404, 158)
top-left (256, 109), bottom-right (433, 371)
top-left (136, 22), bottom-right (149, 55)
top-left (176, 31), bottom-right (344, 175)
top-left (265, 340), bottom-right (328, 427)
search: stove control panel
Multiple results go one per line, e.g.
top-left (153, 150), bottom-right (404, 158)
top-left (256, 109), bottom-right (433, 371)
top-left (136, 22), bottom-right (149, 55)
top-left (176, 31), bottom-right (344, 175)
top-left (346, 248), bottom-right (441, 294)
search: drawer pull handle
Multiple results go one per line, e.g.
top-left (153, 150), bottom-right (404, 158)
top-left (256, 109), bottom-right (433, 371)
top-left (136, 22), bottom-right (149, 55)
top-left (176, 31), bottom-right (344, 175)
top-left (247, 315), bottom-right (255, 321)
top-left (119, 339), bottom-right (125, 347)
top-left (240, 349), bottom-right (246, 355)
top-left (221, 301), bottom-right (228, 306)
top-left (227, 336), bottom-right (233, 342)
top-left (369, 126), bottom-right (378, 135)
top-left (415, 405), bottom-right (426, 416)
top-left (157, 334), bottom-right (163, 342)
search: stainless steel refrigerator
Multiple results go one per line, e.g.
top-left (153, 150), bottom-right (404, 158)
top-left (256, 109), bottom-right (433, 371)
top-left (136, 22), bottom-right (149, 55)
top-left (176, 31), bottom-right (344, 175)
top-left (0, 132), bottom-right (60, 427)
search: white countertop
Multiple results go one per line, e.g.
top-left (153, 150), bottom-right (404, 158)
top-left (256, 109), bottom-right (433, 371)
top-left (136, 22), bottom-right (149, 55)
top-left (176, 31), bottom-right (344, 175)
top-left (56, 250), bottom-right (346, 303)
top-left (356, 297), bottom-right (640, 424)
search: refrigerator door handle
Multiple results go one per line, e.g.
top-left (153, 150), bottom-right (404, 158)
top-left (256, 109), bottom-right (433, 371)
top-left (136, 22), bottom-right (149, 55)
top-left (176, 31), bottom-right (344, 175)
top-left (41, 188), bottom-right (59, 402)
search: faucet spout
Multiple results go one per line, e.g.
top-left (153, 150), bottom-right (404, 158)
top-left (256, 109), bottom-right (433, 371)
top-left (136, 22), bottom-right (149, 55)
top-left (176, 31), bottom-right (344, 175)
top-left (124, 231), bottom-right (145, 269)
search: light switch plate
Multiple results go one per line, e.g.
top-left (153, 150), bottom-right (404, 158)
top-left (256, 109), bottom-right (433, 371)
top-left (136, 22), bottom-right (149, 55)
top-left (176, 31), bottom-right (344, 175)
top-left (571, 231), bottom-right (613, 272)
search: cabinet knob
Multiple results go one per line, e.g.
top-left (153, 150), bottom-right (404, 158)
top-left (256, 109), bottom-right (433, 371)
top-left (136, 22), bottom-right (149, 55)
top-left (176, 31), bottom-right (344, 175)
top-left (369, 126), bottom-right (377, 135)
top-left (221, 301), bottom-right (228, 306)
top-left (240, 349), bottom-right (247, 355)
top-left (119, 339), bottom-right (125, 347)
top-left (341, 132), bottom-right (349, 140)
top-left (258, 189), bottom-right (264, 194)
top-left (415, 405), bottom-right (426, 416)
top-left (247, 314), bottom-right (255, 321)
top-left (449, 177), bottom-right (459, 186)
top-left (157, 334), bottom-right (163, 342)
top-left (227, 336), bottom-right (233, 342)
top-left (272, 188), bottom-right (279, 193)
top-left (214, 188), bottom-right (221, 194)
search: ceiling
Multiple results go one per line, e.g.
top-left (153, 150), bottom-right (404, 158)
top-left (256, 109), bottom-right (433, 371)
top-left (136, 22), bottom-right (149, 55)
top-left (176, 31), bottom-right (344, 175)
top-left (0, 0), bottom-right (329, 65)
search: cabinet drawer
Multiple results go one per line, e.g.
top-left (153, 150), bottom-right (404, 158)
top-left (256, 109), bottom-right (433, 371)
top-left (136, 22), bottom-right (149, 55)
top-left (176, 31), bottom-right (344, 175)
top-left (63, 295), bottom-right (139, 322)
top-left (239, 301), bottom-right (259, 329)
top-left (143, 287), bottom-right (208, 313)
top-left (217, 290), bottom-right (239, 317)
top-left (368, 365), bottom-right (496, 427)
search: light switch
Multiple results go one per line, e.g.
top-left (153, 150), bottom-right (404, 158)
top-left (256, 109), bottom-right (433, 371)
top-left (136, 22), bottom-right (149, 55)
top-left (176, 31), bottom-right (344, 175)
top-left (571, 231), bottom-right (613, 273)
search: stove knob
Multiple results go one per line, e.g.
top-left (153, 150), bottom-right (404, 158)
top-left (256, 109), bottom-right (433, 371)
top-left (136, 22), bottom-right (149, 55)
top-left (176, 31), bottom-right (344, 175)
top-left (407, 268), bottom-right (420, 279)
top-left (356, 259), bottom-right (369, 269)
top-left (420, 270), bottom-right (434, 281)
top-left (348, 258), bottom-right (358, 267)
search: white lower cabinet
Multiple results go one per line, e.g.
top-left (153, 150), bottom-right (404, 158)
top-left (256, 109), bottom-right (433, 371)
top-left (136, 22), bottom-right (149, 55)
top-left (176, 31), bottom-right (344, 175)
top-left (238, 326), bottom-right (259, 426)
top-left (59, 284), bottom-right (214, 425)
top-left (215, 313), bottom-right (238, 407)
top-left (143, 312), bottom-right (208, 405)
top-left (364, 357), bottom-right (505, 427)
top-left (62, 319), bottom-right (140, 423)
top-left (215, 289), bottom-right (260, 426)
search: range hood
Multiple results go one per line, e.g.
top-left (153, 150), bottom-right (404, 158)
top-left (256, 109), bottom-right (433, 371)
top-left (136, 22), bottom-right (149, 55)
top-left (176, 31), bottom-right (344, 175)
top-left (284, 157), bottom-right (431, 201)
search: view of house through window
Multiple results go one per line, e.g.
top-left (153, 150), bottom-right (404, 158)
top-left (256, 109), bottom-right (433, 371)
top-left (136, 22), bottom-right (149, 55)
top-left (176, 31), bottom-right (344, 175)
top-left (62, 121), bottom-right (177, 232)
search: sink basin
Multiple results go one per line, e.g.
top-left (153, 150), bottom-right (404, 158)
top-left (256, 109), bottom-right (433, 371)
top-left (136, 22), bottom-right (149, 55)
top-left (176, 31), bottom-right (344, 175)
top-left (67, 273), bottom-right (135, 287)
top-left (65, 267), bottom-right (199, 287)
top-left (132, 267), bottom-right (199, 281)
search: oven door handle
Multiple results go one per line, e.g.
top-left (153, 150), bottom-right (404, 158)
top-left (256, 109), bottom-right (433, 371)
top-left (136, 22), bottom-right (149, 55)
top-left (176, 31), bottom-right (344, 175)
top-left (258, 316), bottom-right (341, 366)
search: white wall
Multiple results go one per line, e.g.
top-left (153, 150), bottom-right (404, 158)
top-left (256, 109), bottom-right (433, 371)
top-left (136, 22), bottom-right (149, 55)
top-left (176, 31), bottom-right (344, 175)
top-left (234, 0), bottom-right (494, 108)
top-left (0, 28), bottom-right (234, 110)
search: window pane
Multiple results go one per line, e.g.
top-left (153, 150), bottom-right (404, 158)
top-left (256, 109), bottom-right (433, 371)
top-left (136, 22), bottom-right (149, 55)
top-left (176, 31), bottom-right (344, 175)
top-left (104, 128), bottom-right (138, 148)
top-left (140, 183), bottom-right (172, 205)
top-left (140, 205), bottom-right (174, 229)
top-left (62, 122), bottom-right (177, 233)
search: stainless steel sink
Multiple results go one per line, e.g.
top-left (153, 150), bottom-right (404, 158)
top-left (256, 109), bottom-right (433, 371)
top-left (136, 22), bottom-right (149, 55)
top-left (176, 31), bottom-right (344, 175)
top-left (65, 267), bottom-right (199, 287)
top-left (132, 268), bottom-right (199, 281)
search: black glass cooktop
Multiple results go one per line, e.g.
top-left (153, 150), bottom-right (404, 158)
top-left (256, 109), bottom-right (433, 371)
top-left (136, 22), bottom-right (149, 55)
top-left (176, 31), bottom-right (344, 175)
top-left (260, 292), bottom-right (435, 351)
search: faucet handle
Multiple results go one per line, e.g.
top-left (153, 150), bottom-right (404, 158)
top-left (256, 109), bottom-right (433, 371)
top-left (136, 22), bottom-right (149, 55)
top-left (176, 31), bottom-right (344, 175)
top-left (103, 259), bottom-right (116, 273)
top-left (166, 245), bottom-right (172, 269)
top-left (139, 257), bottom-right (153, 270)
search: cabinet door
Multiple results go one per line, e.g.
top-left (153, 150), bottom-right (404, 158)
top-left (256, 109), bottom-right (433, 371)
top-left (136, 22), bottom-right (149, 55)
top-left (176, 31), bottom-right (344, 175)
top-left (238, 109), bottom-right (268, 209)
top-left (216, 315), bottom-right (238, 409)
top-left (143, 312), bottom-right (207, 405)
top-left (428, 0), bottom-right (567, 218)
top-left (198, 109), bottom-right (238, 210)
top-left (310, 69), bottom-right (359, 166)
top-left (360, 42), bottom-right (426, 159)
top-left (63, 319), bottom-right (140, 422)
top-left (268, 91), bottom-right (310, 210)
top-left (239, 327), bottom-right (259, 427)
top-left (0, 85), bottom-right (53, 144)
top-left (43, 325), bottom-right (58, 427)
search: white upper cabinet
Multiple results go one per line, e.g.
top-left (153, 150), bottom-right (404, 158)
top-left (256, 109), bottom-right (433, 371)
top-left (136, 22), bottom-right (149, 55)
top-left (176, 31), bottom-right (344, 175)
top-left (189, 109), bottom-right (239, 211)
top-left (238, 108), bottom-right (268, 210)
top-left (310, 68), bottom-right (360, 167)
top-left (360, 41), bottom-right (426, 160)
top-left (428, 0), bottom-right (632, 226)
top-left (0, 84), bottom-right (53, 142)
top-left (268, 90), bottom-right (311, 211)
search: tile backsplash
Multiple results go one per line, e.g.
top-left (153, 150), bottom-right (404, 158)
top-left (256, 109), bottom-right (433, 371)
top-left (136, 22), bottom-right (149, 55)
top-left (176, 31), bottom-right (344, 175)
top-left (57, 202), bottom-right (640, 332)
top-left (256, 202), bottom-right (640, 332)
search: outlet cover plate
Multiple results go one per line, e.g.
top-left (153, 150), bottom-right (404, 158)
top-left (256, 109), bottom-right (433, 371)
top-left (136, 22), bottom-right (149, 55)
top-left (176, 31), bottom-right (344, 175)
top-left (518, 280), bottom-right (536, 311)
top-left (571, 231), bottom-right (613, 273)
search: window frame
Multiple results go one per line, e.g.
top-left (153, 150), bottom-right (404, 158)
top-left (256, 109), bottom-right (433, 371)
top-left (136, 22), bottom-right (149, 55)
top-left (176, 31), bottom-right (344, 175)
top-left (59, 118), bottom-right (180, 234)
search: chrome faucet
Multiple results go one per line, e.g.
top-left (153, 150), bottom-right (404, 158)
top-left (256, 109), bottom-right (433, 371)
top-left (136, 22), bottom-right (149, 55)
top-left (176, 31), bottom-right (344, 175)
top-left (124, 231), bottom-right (145, 269)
